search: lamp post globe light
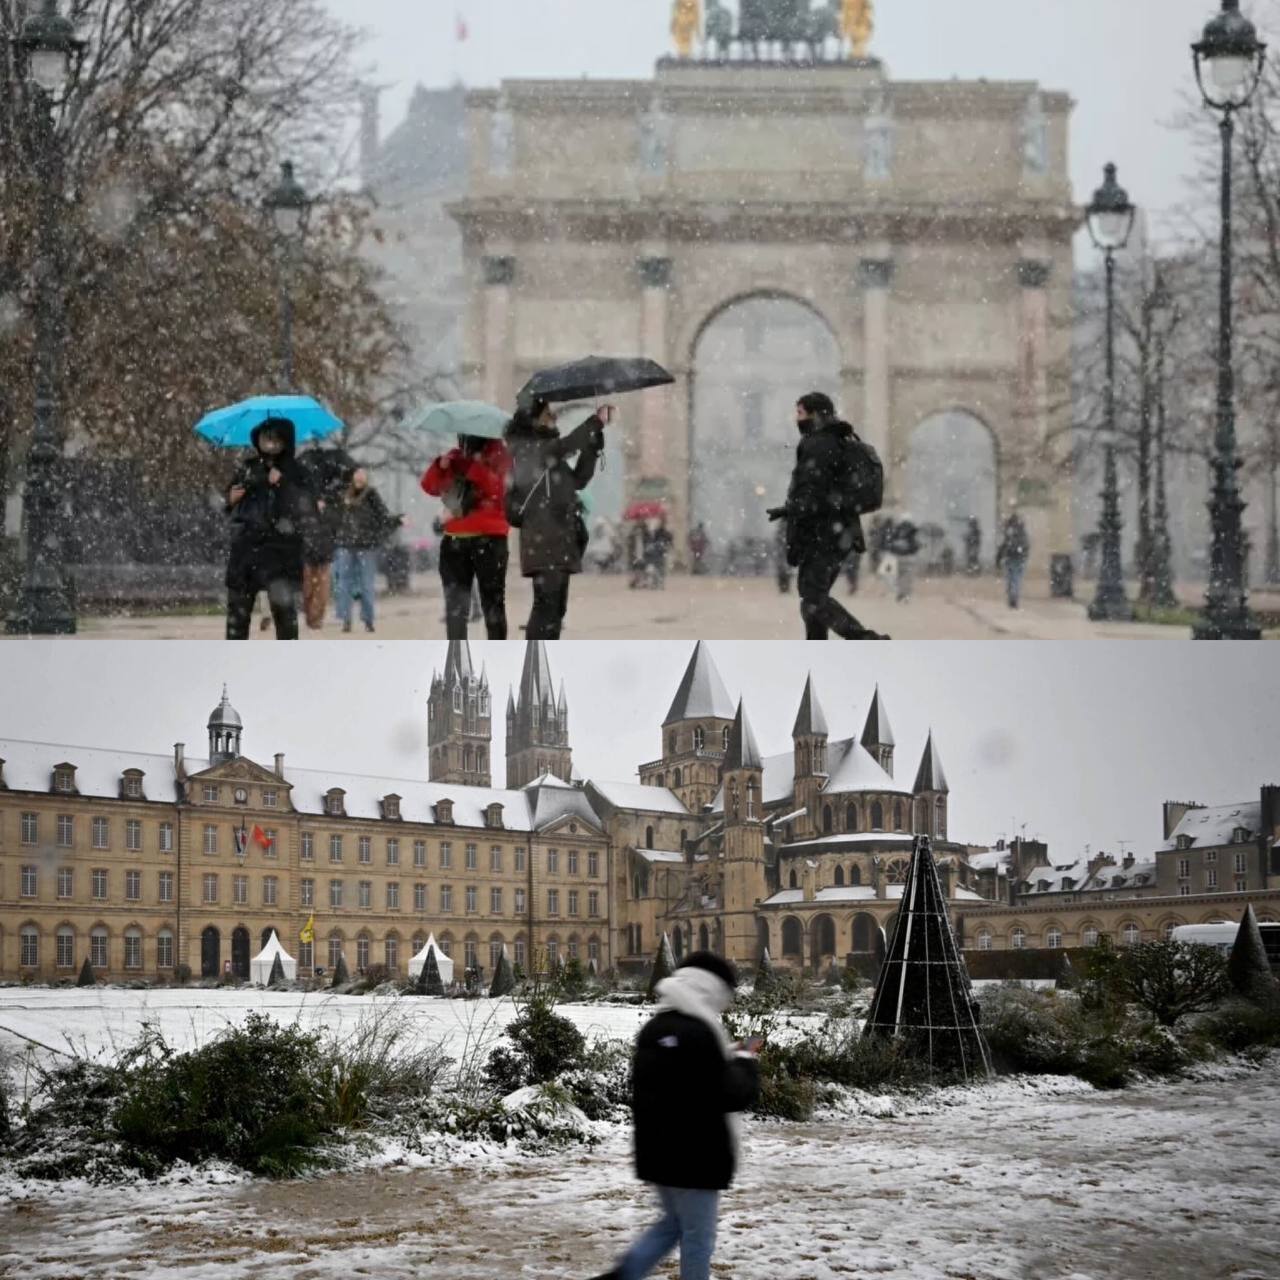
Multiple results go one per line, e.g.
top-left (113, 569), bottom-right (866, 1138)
top-left (1192, 0), bottom-right (1266, 639)
top-left (264, 160), bottom-right (309, 392)
top-left (1085, 162), bottom-right (1136, 624)
top-left (5, 0), bottom-right (83, 636)
top-left (1148, 265), bottom-right (1179, 610)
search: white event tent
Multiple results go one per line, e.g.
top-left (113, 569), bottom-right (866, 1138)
top-left (250, 930), bottom-right (298, 985)
top-left (408, 933), bottom-right (455, 986)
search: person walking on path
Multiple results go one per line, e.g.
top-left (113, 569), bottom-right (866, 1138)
top-left (590, 952), bottom-right (760, 1280)
top-left (688, 522), bottom-right (710, 575)
top-left (333, 467), bottom-right (401, 633)
top-left (889, 512), bottom-right (920, 604)
top-left (224, 418), bottom-right (314, 640)
top-left (505, 397), bottom-right (612, 639)
top-left (963, 516), bottom-right (983, 576)
top-left (421, 434), bottom-right (512, 639)
top-left (996, 507), bottom-right (1031, 609)
top-left (298, 444), bottom-right (355, 631)
top-left (767, 392), bottom-right (888, 640)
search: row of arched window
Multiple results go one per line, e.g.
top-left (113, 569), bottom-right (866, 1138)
top-left (813, 796), bottom-right (946, 837)
top-left (14, 921), bottom-right (169, 971)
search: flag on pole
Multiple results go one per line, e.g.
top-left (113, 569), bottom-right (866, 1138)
top-left (456, 11), bottom-right (468, 41)
top-left (251, 824), bottom-right (272, 850)
top-left (300, 914), bottom-right (315, 945)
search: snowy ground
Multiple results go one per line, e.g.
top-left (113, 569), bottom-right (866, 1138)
top-left (2, 989), bottom-right (1277, 1279)
top-left (65, 572), bottom-right (1266, 641)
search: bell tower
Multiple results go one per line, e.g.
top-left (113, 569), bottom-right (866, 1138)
top-left (791, 673), bottom-right (828, 838)
top-left (207, 686), bottom-right (243, 765)
top-left (720, 699), bottom-right (766, 966)
top-left (861, 685), bottom-right (895, 776)
top-left (428, 641), bottom-right (493, 787)
top-left (912, 730), bottom-right (950, 840)
top-left (506, 641), bottom-right (573, 787)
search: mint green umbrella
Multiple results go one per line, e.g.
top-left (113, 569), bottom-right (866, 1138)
top-left (406, 400), bottom-right (509, 440)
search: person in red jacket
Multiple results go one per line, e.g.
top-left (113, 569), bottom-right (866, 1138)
top-left (421, 435), bottom-right (512, 639)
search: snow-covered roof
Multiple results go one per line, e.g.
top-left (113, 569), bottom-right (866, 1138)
top-left (635, 848), bottom-right (686, 864)
top-left (823, 738), bottom-right (910, 797)
top-left (0, 740), bottom-right (197, 801)
top-left (524, 779), bottom-right (601, 832)
top-left (773, 808), bottom-right (807, 826)
top-left (968, 850), bottom-right (1011, 873)
top-left (663, 641), bottom-right (735, 725)
top-left (780, 833), bottom-right (915, 850)
top-left (792, 675), bottom-right (828, 738)
top-left (912, 732), bottom-right (949, 793)
top-left (588, 780), bottom-right (690, 815)
top-left (1160, 802), bottom-right (1261, 851)
top-left (725, 702), bottom-right (763, 770)
top-left (1020, 855), bottom-right (1157, 895)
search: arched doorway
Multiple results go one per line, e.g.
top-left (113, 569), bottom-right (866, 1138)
top-left (691, 296), bottom-right (840, 547)
top-left (200, 925), bottom-right (220, 978)
top-left (671, 926), bottom-right (684, 961)
top-left (698, 922), bottom-right (710, 952)
top-left (781, 916), bottom-right (803, 959)
top-left (231, 926), bottom-right (250, 979)
top-left (851, 912), bottom-right (877, 954)
top-left (811, 914), bottom-right (836, 967)
top-left (905, 411), bottom-right (998, 569)
top-left (757, 918), bottom-right (770, 960)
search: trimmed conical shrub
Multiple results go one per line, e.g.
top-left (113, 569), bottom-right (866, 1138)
top-left (77, 956), bottom-right (95, 988)
top-left (331, 952), bottom-right (350, 988)
top-left (647, 932), bottom-right (676, 1001)
top-left (418, 947), bottom-right (443, 996)
top-left (1057, 953), bottom-right (1076, 991)
top-left (489, 944), bottom-right (515, 997)
top-left (755, 947), bottom-right (777, 994)
top-left (1229, 905), bottom-right (1276, 1002)
top-left (267, 954), bottom-right (286, 987)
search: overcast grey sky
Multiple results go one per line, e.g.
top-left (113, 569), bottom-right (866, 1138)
top-left (332, 0), bottom-right (1230, 242)
top-left (2, 641), bottom-right (1275, 864)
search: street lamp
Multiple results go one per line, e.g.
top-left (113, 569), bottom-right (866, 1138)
top-left (264, 160), bottom-right (309, 391)
top-left (1085, 162), bottom-right (1136, 623)
top-left (1191, 0), bottom-right (1266, 639)
top-left (5, 0), bottom-right (83, 636)
top-left (1148, 265), bottom-right (1179, 609)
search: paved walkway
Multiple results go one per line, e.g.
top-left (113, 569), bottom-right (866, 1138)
top-left (63, 572), bottom-right (1279, 641)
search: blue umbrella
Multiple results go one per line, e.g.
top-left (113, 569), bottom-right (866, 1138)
top-left (405, 400), bottom-right (510, 441)
top-left (194, 395), bottom-right (345, 449)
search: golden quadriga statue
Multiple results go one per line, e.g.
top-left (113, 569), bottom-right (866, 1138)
top-left (842, 0), bottom-right (874, 59)
top-left (672, 0), bottom-right (701, 58)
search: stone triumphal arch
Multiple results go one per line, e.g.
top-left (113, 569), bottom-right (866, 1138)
top-left (450, 3), bottom-right (1078, 577)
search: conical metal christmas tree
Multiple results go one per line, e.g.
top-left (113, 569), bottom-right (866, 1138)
top-left (864, 835), bottom-right (992, 1081)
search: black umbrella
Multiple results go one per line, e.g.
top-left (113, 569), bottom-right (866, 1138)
top-left (519, 355), bottom-right (674, 405)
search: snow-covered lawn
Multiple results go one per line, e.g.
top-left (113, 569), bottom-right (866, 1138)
top-left (1, 988), bottom-right (1276, 1279)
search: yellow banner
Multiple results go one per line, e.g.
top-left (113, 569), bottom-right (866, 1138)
top-left (300, 913), bottom-right (315, 944)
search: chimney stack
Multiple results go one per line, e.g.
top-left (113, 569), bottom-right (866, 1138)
top-left (274, 753), bottom-right (285, 779)
top-left (174, 742), bottom-right (185, 779)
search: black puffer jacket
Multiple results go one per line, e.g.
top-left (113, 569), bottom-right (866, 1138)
top-left (299, 446), bottom-right (355, 565)
top-left (335, 485), bottom-right (399, 551)
top-left (632, 1010), bottom-right (760, 1191)
top-left (784, 419), bottom-right (876, 563)
top-left (225, 420), bottom-right (314, 588)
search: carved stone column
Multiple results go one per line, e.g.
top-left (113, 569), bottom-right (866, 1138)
top-left (637, 256), bottom-right (673, 486)
top-left (481, 254), bottom-right (516, 407)
top-left (859, 257), bottom-right (894, 475)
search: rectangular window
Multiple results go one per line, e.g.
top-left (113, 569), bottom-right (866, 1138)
top-left (359, 836), bottom-right (372, 864)
top-left (588, 851), bottom-right (599, 878)
top-left (1235, 852), bottom-right (1248, 874)
top-left (330, 834), bottom-right (343, 863)
top-left (588, 937), bottom-right (600, 963)
top-left (515, 938), bottom-right (526, 968)
top-left (385, 936), bottom-right (399, 970)
top-left (1207, 869), bottom-right (1218, 889)
top-left (464, 939), bottom-right (478, 970)
top-left (57, 867), bottom-right (73, 899)
top-left (202, 784), bottom-right (219, 803)
top-left (299, 941), bottom-right (313, 972)
top-left (414, 883), bottom-right (427, 911)
top-left (329, 937), bottom-right (343, 970)
top-left (263, 876), bottom-right (278, 907)
top-left (20, 865), bottom-right (37, 898)
top-left (1236, 876), bottom-right (1248, 892)
top-left (440, 841), bottom-right (452, 869)
top-left (441, 884), bottom-right (453, 912)
top-left (260, 828), bottom-right (277, 858)
top-left (90, 932), bottom-right (108, 968)
top-left (588, 889), bottom-right (599, 917)
top-left (547, 849), bottom-right (559, 874)
top-left (92, 868), bottom-right (108, 900)
top-left (490, 886), bottom-right (503, 913)
top-left (386, 882), bottom-right (400, 910)
top-left (568, 850), bottom-right (579, 875)
top-left (302, 831), bottom-right (315, 861)
top-left (490, 845), bottom-right (503, 872)
top-left (1178, 858), bottom-right (1190, 879)
top-left (330, 879), bottom-right (344, 908)
top-left (262, 789), bottom-right (278, 809)
top-left (233, 874), bottom-right (248, 905)
top-left (1205, 849), bottom-right (1217, 864)
top-left (203, 824), bottom-right (218, 855)
top-left (568, 938), bottom-right (579, 961)
top-left (159, 871), bottom-right (174, 902)
top-left (124, 933), bottom-right (141, 970)
top-left (125, 820), bottom-right (142, 852)
top-left (568, 889), bottom-right (579, 916)
top-left (203, 873), bottom-right (218, 904)
top-left (20, 811), bottom-right (37, 845)
top-left (466, 885), bottom-right (478, 913)
top-left (547, 888), bottom-right (559, 916)
top-left (515, 847), bottom-right (526, 872)
top-left (301, 877), bottom-right (315, 907)
top-left (465, 843), bottom-right (478, 870)
top-left (159, 822), bottom-right (174, 852)
top-left (358, 881), bottom-right (372, 909)
top-left (125, 870), bottom-right (141, 901)
top-left (413, 840), bottom-right (427, 868)
top-left (157, 933), bottom-right (174, 968)
top-left (357, 936), bottom-right (370, 971)
top-left (57, 930), bottom-right (75, 969)
top-left (92, 817), bottom-right (109, 849)
top-left (513, 886), bottom-right (528, 915)
top-left (21, 930), bottom-right (38, 967)
top-left (386, 838), bottom-right (400, 866)
top-left (124, 776), bottom-right (142, 799)
top-left (57, 814), bottom-right (74, 847)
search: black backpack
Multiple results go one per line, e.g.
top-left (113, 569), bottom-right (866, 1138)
top-left (841, 435), bottom-right (885, 518)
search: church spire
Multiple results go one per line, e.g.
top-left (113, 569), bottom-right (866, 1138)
top-left (506, 640), bottom-right (573, 787)
top-left (428, 643), bottom-right (492, 787)
top-left (861, 684), bottom-right (895, 775)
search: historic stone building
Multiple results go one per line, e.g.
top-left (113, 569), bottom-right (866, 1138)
top-left (450, 0), bottom-right (1077, 574)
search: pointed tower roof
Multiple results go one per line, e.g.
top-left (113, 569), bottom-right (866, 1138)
top-left (517, 640), bottom-right (556, 712)
top-left (208, 684), bottom-right (242, 729)
top-left (861, 685), bottom-right (895, 749)
top-left (506, 687), bottom-right (516, 717)
top-left (663, 641), bottom-right (736, 725)
top-left (792, 674), bottom-right (829, 738)
top-left (724, 700), bottom-right (763, 770)
top-left (443, 640), bottom-right (474, 685)
top-left (557, 679), bottom-right (568, 712)
top-left (913, 731), bottom-right (949, 793)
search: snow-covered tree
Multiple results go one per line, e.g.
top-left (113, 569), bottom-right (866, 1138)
top-left (647, 932), bottom-right (676, 1001)
top-left (1229, 905), bottom-right (1276, 1002)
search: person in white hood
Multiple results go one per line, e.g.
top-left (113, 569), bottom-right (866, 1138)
top-left (590, 951), bottom-right (761, 1280)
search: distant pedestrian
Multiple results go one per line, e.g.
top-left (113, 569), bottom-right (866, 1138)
top-left (688, 522), bottom-right (710, 575)
top-left (505, 398), bottom-right (612, 639)
top-left (590, 952), bottom-right (760, 1280)
top-left (767, 392), bottom-right (888, 639)
top-left (298, 444), bottom-right (355, 630)
top-left (224, 418), bottom-right (314, 640)
top-left (333, 468), bottom-right (401, 633)
top-left (422, 434), bottom-right (512, 639)
top-left (628, 521), bottom-right (648, 589)
top-left (996, 508), bottom-right (1031, 609)
top-left (889, 512), bottom-right (920, 603)
top-left (646, 517), bottom-right (673, 588)
top-left (963, 516), bottom-right (982, 576)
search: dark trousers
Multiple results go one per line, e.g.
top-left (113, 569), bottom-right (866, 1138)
top-left (226, 577), bottom-right (299, 640)
top-left (797, 549), bottom-right (868, 640)
top-left (527, 570), bottom-right (571, 639)
top-left (439, 535), bottom-right (508, 639)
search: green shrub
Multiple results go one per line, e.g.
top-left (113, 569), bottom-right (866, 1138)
top-left (76, 958), bottom-right (95, 988)
top-left (1194, 997), bottom-right (1280, 1053)
top-left (1117, 941), bottom-right (1228, 1027)
top-left (331, 953), bottom-right (350, 989)
top-left (752, 1048), bottom-right (816, 1121)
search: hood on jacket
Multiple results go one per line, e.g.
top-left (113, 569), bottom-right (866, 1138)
top-left (250, 417), bottom-right (297, 462)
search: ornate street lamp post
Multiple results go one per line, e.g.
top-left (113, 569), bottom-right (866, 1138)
top-left (264, 160), bottom-right (309, 391)
top-left (5, 0), bottom-right (83, 636)
top-left (1148, 265), bottom-right (1179, 609)
top-left (1192, 0), bottom-right (1266, 639)
top-left (1085, 162), bottom-right (1136, 623)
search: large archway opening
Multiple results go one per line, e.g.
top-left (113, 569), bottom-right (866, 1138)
top-left (691, 296), bottom-right (840, 552)
top-left (905, 411), bottom-right (998, 570)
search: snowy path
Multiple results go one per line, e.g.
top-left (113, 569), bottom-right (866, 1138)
top-left (2, 1066), bottom-right (1276, 1279)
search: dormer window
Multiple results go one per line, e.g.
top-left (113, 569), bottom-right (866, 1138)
top-left (324, 788), bottom-right (346, 817)
top-left (122, 770), bottom-right (144, 800)
top-left (1111, 875), bottom-right (1125, 888)
top-left (53, 765), bottom-right (76, 793)
top-left (486, 802), bottom-right (504, 829)
top-left (1233, 827), bottom-right (1250, 843)
top-left (1176, 834), bottom-right (1192, 850)
top-left (435, 799), bottom-right (454, 824)
top-left (383, 794), bottom-right (401, 821)
top-left (1036, 879), bottom-right (1050, 892)
top-left (1060, 877), bottom-right (1074, 891)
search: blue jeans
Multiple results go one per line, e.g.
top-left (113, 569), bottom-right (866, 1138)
top-left (333, 548), bottom-right (378, 627)
top-left (1005, 558), bottom-right (1026, 608)
top-left (617, 1186), bottom-right (719, 1280)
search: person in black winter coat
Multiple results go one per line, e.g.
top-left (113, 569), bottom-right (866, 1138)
top-left (590, 952), bottom-right (760, 1280)
top-left (332, 468), bottom-right (401, 633)
top-left (297, 444), bottom-right (355, 630)
top-left (224, 418), bottom-right (314, 640)
top-left (768, 392), bottom-right (888, 640)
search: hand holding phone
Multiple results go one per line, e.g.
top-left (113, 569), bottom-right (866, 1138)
top-left (598, 404), bottom-right (617, 426)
